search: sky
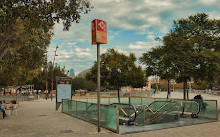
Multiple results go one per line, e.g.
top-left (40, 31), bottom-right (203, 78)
top-left (47, 0), bottom-right (220, 75)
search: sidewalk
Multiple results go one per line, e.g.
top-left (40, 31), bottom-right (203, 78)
top-left (0, 97), bottom-right (219, 137)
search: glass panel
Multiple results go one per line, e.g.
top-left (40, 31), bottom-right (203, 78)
top-left (141, 98), bottom-right (155, 106)
top-left (76, 101), bottom-right (87, 119)
top-left (197, 100), bottom-right (217, 119)
top-left (87, 98), bottom-right (97, 103)
top-left (68, 100), bottom-right (76, 116)
top-left (130, 97), bottom-right (142, 106)
top-left (120, 97), bottom-right (129, 104)
top-left (85, 103), bottom-right (98, 123)
top-left (75, 101), bottom-right (118, 132)
top-left (62, 99), bottom-right (69, 113)
top-left (100, 105), bottom-right (117, 130)
top-left (101, 98), bottom-right (109, 104)
top-left (110, 98), bottom-right (119, 104)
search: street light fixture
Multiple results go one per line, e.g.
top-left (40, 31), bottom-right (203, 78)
top-left (51, 46), bottom-right (58, 100)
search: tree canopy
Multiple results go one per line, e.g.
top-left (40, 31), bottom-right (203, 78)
top-left (72, 77), bottom-right (96, 91)
top-left (140, 13), bottom-right (220, 99)
top-left (86, 49), bottom-right (146, 99)
top-left (0, 0), bottom-right (92, 87)
top-left (28, 62), bottom-right (67, 90)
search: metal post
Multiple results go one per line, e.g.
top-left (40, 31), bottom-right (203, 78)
top-left (128, 97), bottom-right (130, 105)
top-left (51, 46), bottom-right (58, 101)
top-left (97, 43), bottom-right (101, 132)
top-left (216, 100), bottom-right (218, 120)
top-left (116, 106), bottom-right (119, 134)
top-left (178, 106), bottom-right (180, 121)
top-left (46, 51), bottom-right (48, 100)
top-left (51, 66), bottom-right (53, 100)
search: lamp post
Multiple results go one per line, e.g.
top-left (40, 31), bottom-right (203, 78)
top-left (45, 51), bottom-right (48, 100)
top-left (51, 46), bottom-right (58, 100)
top-left (172, 80), bottom-right (176, 92)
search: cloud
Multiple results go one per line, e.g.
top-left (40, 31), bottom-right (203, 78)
top-left (88, 0), bottom-right (178, 34)
top-left (52, 23), bottom-right (90, 42)
top-left (199, 0), bottom-right (218, 6)
top-left (128, 41), bottom-right (155, 50)
top-left (50, 0), bottom-right (220, 74)
top-left (47, 42), bottom-right (97, 73)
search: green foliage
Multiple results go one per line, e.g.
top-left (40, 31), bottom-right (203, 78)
top-left (27, 62), bottom-right (67, 90)
top-left (86, 49), bottom-right (146, 90)
top-left (140, 13), bottom-right (220, 99)
top-left (151, 83), bottom-right (160, 89)
top-left (0, 0), bottom-right (92, 87)
top-left (163, 13), bottom-right (220, 83)
top-left (72, 77), bottom-right (96, 91)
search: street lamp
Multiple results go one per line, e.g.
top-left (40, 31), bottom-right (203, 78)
top-left (45, 50), bottom-right (48, 100)
top-left (51, 45), bottom-right (58, 100)
top-left (172, 80), bottom-right (176, 92)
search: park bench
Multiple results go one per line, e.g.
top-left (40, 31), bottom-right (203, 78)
top-left (1, 100), bottom-right (19, 116)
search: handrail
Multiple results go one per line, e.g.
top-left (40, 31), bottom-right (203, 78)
top-left (143, 101), bottom-right (172, 115)
top-left (140, 100), bottom-right (200, 126)
top-left (173, 100), bottom-right (200, 115)
top-left (110, 103), bottom-right (137, 117)
top-left (147, 102), bottom-right (182, 125)
top-left (134, 101), bottom-right (183, 126)
top-left (134, 101), bottom-right (172, 126)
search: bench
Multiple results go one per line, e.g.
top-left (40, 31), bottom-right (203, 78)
top-left (5, 104), bottom-right (18, 116)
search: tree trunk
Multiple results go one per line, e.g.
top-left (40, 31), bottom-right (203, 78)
top-left (187, 87), bottom-right (189, 100)
top-left (117, 88), bottom-right (120, 103)
top-left (155, 75), bottom-right (158, 93)
top-left (167, 79), bottom-right (170, 99)
top-left (183, 81), bottom-right (187, 100)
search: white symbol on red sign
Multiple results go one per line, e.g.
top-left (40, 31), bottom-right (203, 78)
top-left (92, 22), bottom-right (95, 31)
top-left (98, 21), bottom-right (106, 31)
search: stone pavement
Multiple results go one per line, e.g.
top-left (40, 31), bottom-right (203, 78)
top-left (0, 96), bottom-right (219, 137)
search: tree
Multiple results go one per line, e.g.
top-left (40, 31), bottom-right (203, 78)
top-left (140, 46), bottom-right (176, 98)
top-left (0, 0), bottom-right (92, 87)
top-left (28, 62), bottom-right (67, 90)
top-left (141, 13), bottom-right (220, 99)
top-left (86, 49), bottom-right (146, 102)
top-left (72, 77), bottom-right (96, 91)
top-left (0, 0), bottom-right (92, 59)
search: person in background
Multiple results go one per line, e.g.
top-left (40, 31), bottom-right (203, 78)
top-left (153, 89), bottom-right (156, 96)
top-left (168, 88), bottom-right (172, 97)
top-left (0, 101), bottom-right (6, 119)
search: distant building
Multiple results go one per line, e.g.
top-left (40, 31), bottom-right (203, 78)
top-left (146, 77), bottom-right (160, 90)
top-left (69, 69), bottom-right (75, 78)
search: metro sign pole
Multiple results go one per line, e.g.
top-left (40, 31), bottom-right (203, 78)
top-left (91, 19), bottom-right (107, 132)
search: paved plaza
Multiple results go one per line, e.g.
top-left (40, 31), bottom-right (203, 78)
top-left (0, 92), bottom-right (220, 137)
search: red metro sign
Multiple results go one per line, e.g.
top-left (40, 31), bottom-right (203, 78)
top-left (91, 19), bottom-right (107, 45)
